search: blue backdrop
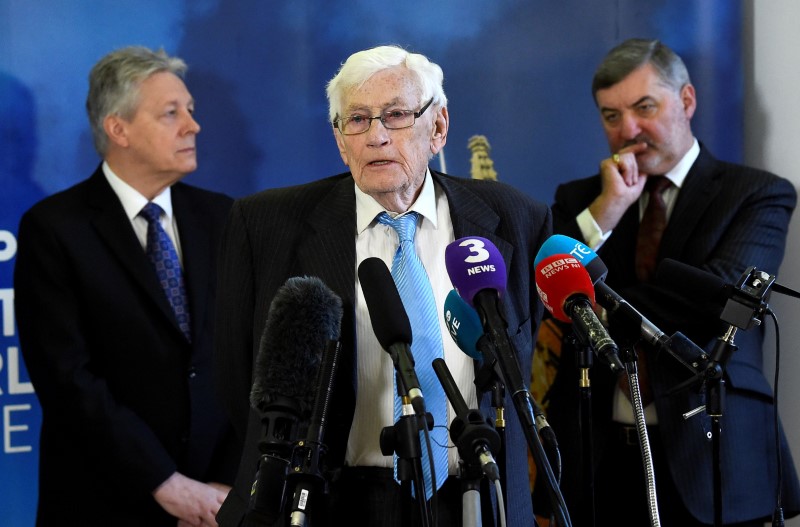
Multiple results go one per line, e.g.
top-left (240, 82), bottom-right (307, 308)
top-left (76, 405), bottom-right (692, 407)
top-left (0, 1), bottom-right (741, 523)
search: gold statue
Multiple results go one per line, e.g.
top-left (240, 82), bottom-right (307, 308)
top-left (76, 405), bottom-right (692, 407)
top-left (467, 135), bottom-right (498, 180)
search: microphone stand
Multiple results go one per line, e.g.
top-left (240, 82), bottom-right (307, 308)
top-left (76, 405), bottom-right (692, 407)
top-left (618, 343), bottom-right (661, 527)
top-left (669, 266), bottom-right (777, 527)
top-left (473, 354), bottom-right (507, 501)
top-left (243, 397), bottom-right (301, 527)
top-left (434, 357), bottom-right (504, 527)
top-left (563, 332), bottom-right (596, 527)
top-left (602, 308), bottom-right (661, 526)
top-left (472, 291), bottom-right (572, 527)
top-left (380, 373), bottom-right (434, 527)
top-left (284, 341), bottom-right (340, 527)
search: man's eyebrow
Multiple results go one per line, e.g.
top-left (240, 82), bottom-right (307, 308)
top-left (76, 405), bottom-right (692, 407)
top-left (600, 95), bottom-right (655, 113)
top-left (343, 98), bottom-right (405, 114)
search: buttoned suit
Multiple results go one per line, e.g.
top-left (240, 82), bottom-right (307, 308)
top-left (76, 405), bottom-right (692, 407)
top-left (214, 170), bottom-right (551, 526)
top-left (14, 165), bottom-right (239, 526)
top-left (544, 145), bottom-right (800, 523)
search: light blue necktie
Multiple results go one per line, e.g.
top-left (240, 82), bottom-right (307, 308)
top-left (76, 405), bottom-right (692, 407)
top-left (139, 202), bottom-right (192, 341)
top-left (378, 211), bottom-right (448, 500)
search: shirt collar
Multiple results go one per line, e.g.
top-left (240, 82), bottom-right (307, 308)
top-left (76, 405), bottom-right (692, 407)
top-left (103, 161), bottom-right (174, 221)
top-left (662, 138), bottom-right (700, 189)
top-left (355, 169), bottom-right (438, 233)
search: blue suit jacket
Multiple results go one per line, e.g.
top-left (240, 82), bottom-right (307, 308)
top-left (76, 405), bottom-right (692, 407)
top-left (14, 166), bottom-right (238, 526)
top-left (214, 170), bottom-right (552, 526)
top-left (545, 145), bottom-right (800, 523)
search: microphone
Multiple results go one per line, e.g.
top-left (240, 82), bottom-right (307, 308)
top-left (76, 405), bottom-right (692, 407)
top-left (358, 257), bottom-right (426, 415)
top-left (443, 289), bottom-right (484, 360)
top-left (656, 258), bottom-right (799, 331)
top-left (536, 235), bottom-right (708, 372)
top-left (534, 254), bottom-right (624, 372)
top-left (443, 289), bottom-right (552, 433)
top-left (445, 236), bottom-right (573, 527)
top-left (432, 357), bottom-right (501, 481)
top-left (444, 236), bottom-right (542, 400)
top-left (287, 339), bottom-right (341, 527)
top-left (247, 276), bottom-right (343, 525)
top-left (534, 233), bottom-right (608, 283)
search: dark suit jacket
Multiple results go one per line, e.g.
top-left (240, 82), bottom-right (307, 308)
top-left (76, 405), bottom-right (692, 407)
top-left (545, 145), bottom-right (800, 523)
top-left (14, 165), bottom-right (239, 526)
top-left (214, 170), bottom-right (552, 527)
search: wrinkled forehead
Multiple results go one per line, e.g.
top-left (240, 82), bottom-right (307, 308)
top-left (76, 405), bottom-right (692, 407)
top-left (342, 66), bottom-right (422, 112)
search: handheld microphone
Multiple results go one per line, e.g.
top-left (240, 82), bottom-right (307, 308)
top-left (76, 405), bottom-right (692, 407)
top-left (534, 233), bottom-right (608, 283)
top-left (247, 276), bottom-right (343, 525)
top-left (445, 236), bottom-right (542, 400)
top-left (443, 289), bottom-right (552, 433)
top-left (534, 254), bottom-right (624, 372)
top-left (432, 358), bottom-right (501, 481)
top-left (443, 289), bottom-right (484, 360)
top-left (358, 257), bottom-right (426, 415)
top-left (537, 235), bottom-right (708, 372)
top-left (446, 236), bottom-right (573, 527)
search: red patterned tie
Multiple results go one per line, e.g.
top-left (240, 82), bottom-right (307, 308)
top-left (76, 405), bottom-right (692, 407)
top-left (635, 176), bottom-right (672, 282)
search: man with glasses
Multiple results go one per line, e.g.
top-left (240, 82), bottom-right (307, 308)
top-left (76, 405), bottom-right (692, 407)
top-left (214, 44), bottom-right (551, 526)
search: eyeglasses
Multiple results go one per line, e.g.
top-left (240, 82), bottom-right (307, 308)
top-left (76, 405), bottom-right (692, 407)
top-left (333, 98), bottom-right (434, 135)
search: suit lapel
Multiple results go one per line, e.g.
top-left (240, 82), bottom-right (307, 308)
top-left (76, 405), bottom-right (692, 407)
top-left (660, 147), bottom-right (722, 259)
top-left (86, 168), bottom-right (188, 339)
top-left (172, 184), bottom-right (212, 343)
top-left (433, 171), bottom-right (512, 262)
top-left (299, 176), bottom-right (357, 307)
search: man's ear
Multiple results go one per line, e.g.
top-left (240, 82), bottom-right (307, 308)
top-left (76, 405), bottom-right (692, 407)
top-left (103, 114), bottom-right (129, 148)
top-left (333, 127), bottom-right (349, 166)
top-left (430, 106), bottom-right (449, 155)
top-left (681, 83), bottom-right (697, 120)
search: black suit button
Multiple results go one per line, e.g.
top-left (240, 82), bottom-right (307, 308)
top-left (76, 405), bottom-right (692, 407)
top-left (188, 366), bottom-right (197, 379)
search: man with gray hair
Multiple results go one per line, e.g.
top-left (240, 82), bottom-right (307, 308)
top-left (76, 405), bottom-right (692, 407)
top-left (215, 44), bottom-right (551, 526)
top-left (15, 46), bottom-right (238, 526)
top-left (540, 38), bottom-right (800, 526)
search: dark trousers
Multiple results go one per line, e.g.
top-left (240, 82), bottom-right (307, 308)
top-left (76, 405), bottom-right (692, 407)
top-left (592, 423), bottom-right (765, 527)
top-left (326, 467), bottom-right (496, 527)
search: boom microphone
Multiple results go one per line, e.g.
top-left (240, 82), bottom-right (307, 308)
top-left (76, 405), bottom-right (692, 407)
top-left (534, 254), bottom-right (624, 372)
top-left (286, 338), bottom-right (341, 527)
top-left (656, 257), bottom-right (800, 331)
top-left (246, 276), bottom-right (343, 525)
top-left (432, 357), bottom-right (500, 482)
top-left (357, 257), bottom-right (426, 416)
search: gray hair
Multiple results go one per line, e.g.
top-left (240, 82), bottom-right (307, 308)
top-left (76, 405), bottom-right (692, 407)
top-left (325, 44), bottom-right (447, 124)
top-left (591, 38), bottom-right (691, 103)
top-left (86, 46), bottom-right (187, 155)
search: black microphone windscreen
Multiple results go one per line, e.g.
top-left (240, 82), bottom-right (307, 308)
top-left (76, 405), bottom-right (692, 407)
top-left (250, 276), bottom-right (343, 416)
top-left (357, 257), bottom-right (413, 348)
top-left (655, 258), bottom-right (729, 306)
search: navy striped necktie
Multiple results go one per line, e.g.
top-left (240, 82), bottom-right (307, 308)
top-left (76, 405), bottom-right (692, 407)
top-left (139, 202), bottom-right (191, 341)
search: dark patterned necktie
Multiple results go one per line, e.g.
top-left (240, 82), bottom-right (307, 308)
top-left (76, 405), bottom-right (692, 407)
top-left (139, 202), bottom-right (191, 341)
top-left (378, 211), bottom-right (448, 500)
top-left (623, 176), bottom-right (672, 404)
top-left (635, 176), bottom-right (672, 283)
